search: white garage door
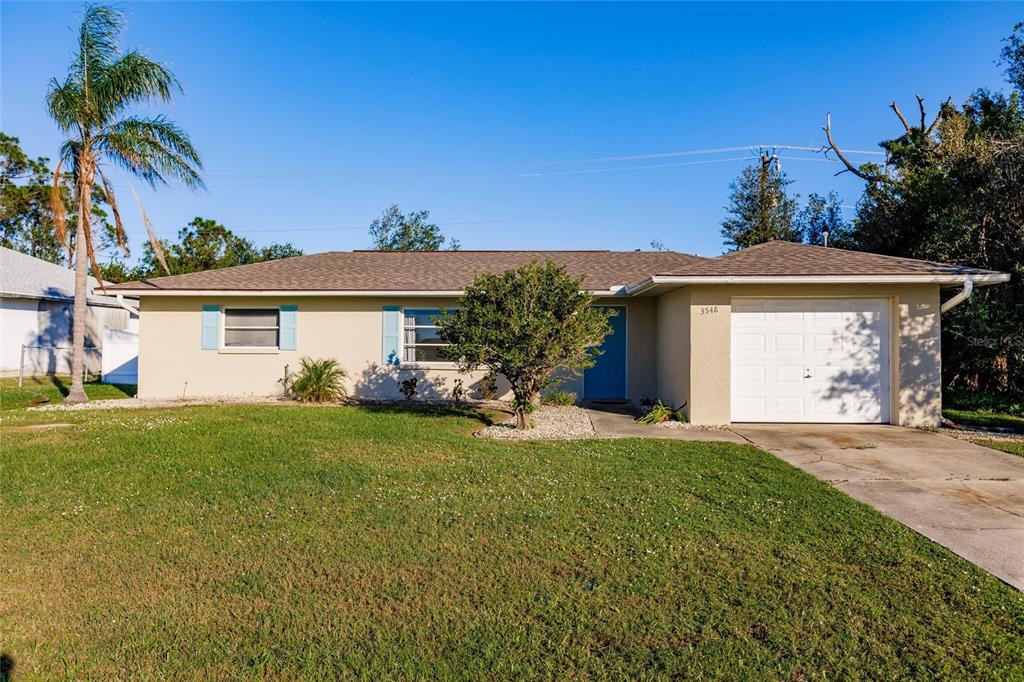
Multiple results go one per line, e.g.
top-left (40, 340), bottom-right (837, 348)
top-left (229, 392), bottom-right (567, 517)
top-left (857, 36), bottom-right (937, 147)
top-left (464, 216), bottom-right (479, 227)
top-left (731, 298), bottom-right (891, 423)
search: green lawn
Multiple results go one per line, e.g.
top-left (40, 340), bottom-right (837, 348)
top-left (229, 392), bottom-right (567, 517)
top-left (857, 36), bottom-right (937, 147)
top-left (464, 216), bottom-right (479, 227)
top-left (2, 404), bottom-right (1023, 679)
top-left (976, 438), bottom-right (1024, 458)
top-left (944, 389), bottom-right (1024, 433)
top-left (0, 375), bottom-right (136, 410)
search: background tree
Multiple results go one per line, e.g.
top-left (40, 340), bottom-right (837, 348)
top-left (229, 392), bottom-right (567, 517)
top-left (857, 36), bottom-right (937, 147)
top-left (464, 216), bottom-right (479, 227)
top-left (127, 217), bottom-right (301, 279)
top-left (822, 22), bottom-right (1024, 396)
top-left (797, 191), bottom-right (849, 247)
top-left (46, 4), bottom-right (203, 402)
top-left (436, 262), bottom-right (612, 429)
top-left (720, 150), bottom-right (801, 250)
top-left (369, 203), bottom-right (460, 251)
top-left (2, 132), bottom-right (124, 270)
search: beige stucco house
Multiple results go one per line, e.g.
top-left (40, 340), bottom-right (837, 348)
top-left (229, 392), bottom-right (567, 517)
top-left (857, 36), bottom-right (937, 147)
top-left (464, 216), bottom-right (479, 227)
top-left (108, 242), bottom-right (1008, 427)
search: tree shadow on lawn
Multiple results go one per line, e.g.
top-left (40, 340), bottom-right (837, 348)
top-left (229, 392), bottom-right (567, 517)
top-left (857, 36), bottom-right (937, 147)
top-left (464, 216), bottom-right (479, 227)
top-left (48, 375), bottom-right (137, 399)
top-left (355, 401), bottom-right (509, 427)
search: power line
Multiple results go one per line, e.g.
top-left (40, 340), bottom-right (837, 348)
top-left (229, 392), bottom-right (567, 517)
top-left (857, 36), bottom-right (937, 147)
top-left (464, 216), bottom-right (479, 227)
top-left (104, 143), bottom-right (885, 184)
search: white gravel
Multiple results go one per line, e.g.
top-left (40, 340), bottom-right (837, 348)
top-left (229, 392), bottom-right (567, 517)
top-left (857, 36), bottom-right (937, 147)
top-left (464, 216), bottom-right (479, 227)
top-left (942, 426), bottom-right (1024, 443)
top-left (476, 405), bottom-right (596, 440)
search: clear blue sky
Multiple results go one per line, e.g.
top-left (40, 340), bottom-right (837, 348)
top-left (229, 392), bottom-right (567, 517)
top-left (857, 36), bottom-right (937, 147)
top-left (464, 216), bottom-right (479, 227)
top-left (2, 2), bottom-right (1018, 260)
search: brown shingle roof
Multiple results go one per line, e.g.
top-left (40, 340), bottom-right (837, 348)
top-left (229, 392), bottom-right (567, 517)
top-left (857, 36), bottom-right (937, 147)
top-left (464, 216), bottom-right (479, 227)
top-left (656, 241), bottom-right (1002, 278)
top-left (108, 242), bottom-right (1004, 294)
top-left (108, 250), bottom-right (708, 292)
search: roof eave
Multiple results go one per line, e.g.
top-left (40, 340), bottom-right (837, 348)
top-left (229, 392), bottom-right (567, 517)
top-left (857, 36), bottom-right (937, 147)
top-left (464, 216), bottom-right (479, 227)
top-left (625, 272), bottom-right (1010, 296)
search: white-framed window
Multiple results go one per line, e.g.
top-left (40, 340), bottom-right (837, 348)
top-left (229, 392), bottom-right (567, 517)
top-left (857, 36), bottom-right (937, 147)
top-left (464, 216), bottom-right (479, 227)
top-left (223, 308), bottom-right (279, 348)
top-left (402, 308), bottom-right (451, 363)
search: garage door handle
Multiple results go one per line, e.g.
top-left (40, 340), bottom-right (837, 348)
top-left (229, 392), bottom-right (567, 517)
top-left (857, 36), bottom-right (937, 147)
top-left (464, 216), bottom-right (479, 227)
top-left (803, 373), bottom-right (813, 379)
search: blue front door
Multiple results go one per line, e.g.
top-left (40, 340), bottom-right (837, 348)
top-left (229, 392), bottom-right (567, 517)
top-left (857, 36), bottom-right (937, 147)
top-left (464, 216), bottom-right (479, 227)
top-left (583, 306), bottom-right (627, 400)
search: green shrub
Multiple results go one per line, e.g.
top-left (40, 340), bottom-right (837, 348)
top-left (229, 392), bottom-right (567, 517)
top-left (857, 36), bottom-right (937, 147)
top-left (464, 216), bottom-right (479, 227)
top-left (398, 377), bottom-right (418, 401)
top-left (636, 398), bottom-right (687, 425)
top-left (542, 390), bottom-right (576, 406)
top-left (477, 371), bottom-right (498, 400)
top-left (290, 358), bottom-right (348, 403)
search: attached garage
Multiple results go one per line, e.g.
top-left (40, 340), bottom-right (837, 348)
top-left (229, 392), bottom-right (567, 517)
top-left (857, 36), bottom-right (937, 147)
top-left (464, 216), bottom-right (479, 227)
top-left (730, 298), bottom-right (891, 423)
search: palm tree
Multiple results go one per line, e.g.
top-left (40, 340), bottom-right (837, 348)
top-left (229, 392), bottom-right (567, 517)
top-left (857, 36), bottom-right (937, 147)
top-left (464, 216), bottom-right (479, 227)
top-left (47, 4), bottom-right (202, 402)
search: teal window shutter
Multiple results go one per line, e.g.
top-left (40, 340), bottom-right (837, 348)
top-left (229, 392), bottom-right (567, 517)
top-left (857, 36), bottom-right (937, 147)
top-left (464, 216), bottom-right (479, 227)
top-left (279, 305), bottom-right (298, 350)
top-left (201, 305), bottom-right (220, 349)
top-left (382, 306), bottom-right (400, 365)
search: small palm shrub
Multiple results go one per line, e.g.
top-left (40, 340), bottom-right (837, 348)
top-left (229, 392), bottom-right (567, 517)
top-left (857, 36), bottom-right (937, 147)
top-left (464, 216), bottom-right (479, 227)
top-left (290, 358), bottom-right (348, 403)
top-left (635, 399), bottom-right (688, 425)
top-left (542, 390), bottom-right (576, 406)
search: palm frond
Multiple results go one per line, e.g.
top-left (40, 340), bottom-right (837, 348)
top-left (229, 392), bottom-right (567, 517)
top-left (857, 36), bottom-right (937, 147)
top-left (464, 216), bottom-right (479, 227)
top-left (45, 77), bottom-right (86, 133)
top-left (97, 116), bottom-right (204, 189)
top-left (97, 168), bottom-right (128, 256)
top-left (73, 5), bottom-right (123, 87)
top-left (94, 51), bottom-right (181, 122)
top-left (131, 188), bottom-right (171, 275)
top-left (50, 159), bottom-right (70, 261)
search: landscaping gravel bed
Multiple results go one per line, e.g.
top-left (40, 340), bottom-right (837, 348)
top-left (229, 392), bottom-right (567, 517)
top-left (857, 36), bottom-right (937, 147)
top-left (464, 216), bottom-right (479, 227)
top-left (476, 405), bottom-right (596, 440)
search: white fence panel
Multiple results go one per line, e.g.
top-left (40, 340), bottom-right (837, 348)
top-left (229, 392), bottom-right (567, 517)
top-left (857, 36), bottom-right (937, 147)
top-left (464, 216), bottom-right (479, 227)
top-left (102, 326), bottom-right (139, 385)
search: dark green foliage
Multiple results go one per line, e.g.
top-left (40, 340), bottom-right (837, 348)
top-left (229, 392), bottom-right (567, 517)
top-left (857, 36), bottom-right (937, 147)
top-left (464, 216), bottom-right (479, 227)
top-left (398, 377), bottom-right (418, 401)
top-left (477, 371), bottom-right (498, 400)
top-left (841, 80), bottom-right (1024, 396)
top-left (127, 217), bottom-right (302, 280)
top-left (721, 150), bottom-right (801, 250)
top-left (0, 132), bottom-right (115, 268)
top-left (288, 358), bottom-right (348, 403)
top-left (1001, 21), bottom-right (1024, 93)
top-left (369, 203), bottom-right (460, 251)
top-left (635, 398), bottom-right (687, 425)
top-left (437, 262), bottom-right (612, 428)
top-left (798, 191), bottom-right (850, 247)
top-left (541, 390), bottom-right (576, 406)
top-left (450, 378), bottom-right (466, 402)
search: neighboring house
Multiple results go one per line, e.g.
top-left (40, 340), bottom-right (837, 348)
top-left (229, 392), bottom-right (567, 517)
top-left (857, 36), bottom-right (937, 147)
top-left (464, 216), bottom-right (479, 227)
top-left (107, 242), bottom-right (1009, 426)
top-left (0, 246), bottom-right (139, 380)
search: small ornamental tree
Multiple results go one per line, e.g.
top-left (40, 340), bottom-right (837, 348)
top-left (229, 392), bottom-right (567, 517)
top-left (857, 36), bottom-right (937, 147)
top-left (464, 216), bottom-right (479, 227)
top-left (436, 261), bottom-right (613, 429)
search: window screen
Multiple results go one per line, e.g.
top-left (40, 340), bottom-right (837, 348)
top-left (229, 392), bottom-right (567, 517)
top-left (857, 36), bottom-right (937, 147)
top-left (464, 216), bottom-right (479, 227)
top-left (224, 308), bottom-right (279, 348)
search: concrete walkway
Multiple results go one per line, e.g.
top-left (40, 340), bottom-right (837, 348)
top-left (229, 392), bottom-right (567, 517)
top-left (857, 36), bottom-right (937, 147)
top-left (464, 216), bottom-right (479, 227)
top-left (584, 407), bottom-right (747, 443)
top-left (731, 424), bottom-right (1024, 591)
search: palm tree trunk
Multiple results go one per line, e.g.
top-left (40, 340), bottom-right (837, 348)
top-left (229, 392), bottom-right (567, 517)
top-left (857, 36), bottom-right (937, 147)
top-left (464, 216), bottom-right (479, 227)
top-left (65, 175), bottom-right (92, 403)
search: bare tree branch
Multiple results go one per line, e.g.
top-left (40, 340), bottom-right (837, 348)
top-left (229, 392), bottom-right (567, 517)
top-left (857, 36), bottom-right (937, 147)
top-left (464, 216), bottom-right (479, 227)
top-left (822, 113), bottom-right (892, 183)
top-left (925, 97), bottom-right (953, 137)
top-left (890, 102), bottom-right (912, 132)
top-left (916, 95), bottom-right (927, 130)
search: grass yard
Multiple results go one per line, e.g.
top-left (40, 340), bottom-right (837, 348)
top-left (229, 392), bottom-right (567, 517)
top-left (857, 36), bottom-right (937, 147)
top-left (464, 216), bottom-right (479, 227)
top-left (2, 404), bottom-right (1023, 679)
top-left (944, 388), bottom-right (1024, 433)
top-left (976, 438), bottom-right (1024, 458)
top-left (0, 376), bottom-right (136, 410)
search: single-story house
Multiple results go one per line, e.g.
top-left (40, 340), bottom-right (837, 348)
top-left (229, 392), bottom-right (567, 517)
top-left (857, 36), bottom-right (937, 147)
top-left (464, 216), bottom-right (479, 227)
top-left (107, 241), bottom-right (1009, 426)
top-left (0, 246), bottom-right (139, 380)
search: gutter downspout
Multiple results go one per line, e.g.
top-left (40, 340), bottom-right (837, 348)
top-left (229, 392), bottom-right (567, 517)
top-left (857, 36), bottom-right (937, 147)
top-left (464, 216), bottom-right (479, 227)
top-left (940, 276), bottom-right (974, 313)
top-left (116, 293), bottom-right (140, 317)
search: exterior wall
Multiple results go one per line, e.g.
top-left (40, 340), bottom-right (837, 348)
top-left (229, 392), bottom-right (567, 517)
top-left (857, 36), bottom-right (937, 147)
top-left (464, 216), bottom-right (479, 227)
top-left (0, 296), bottom-right (130, 375)
top-left (136, 296), bottom-right (659, 402)
top-left (655, 288), bottom-right (690, 412)
top-left (666, 283), bottom-right (942, 427)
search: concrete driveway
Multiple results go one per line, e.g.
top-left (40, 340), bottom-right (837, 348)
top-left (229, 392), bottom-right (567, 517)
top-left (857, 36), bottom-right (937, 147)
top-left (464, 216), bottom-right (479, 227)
top-left (732, 424), bottom-right (1024, 590)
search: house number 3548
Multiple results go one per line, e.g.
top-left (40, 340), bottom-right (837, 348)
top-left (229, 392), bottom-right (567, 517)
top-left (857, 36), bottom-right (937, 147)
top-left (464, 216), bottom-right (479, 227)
top-left (700, 306), bottom-right (719, 315)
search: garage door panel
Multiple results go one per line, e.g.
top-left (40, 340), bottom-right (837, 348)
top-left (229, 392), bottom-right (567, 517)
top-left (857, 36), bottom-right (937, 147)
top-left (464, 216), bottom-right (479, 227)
top-left (731, 297), bottom-right (891, 423)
